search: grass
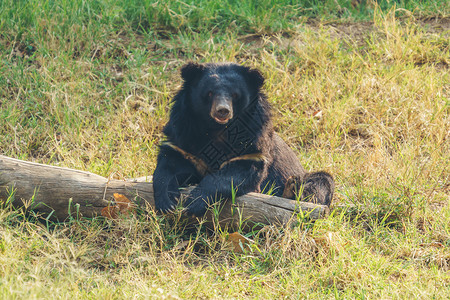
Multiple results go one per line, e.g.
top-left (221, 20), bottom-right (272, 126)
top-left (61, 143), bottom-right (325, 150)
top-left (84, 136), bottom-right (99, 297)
top-left (0, 0), bottom-right (449, 298)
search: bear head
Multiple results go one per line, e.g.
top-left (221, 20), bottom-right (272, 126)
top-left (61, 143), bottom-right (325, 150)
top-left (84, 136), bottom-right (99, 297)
top-left (179, 62), bottom-right (264, 126)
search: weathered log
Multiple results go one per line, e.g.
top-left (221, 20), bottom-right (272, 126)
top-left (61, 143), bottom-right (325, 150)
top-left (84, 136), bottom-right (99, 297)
top-left (0, 155), bottom-right (329, 228)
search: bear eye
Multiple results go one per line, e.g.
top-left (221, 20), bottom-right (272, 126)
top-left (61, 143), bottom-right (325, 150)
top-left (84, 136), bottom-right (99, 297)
top-left (207, 91), bottom-right (213, 98)
top-left (232, 92), bottom-right (238, 98)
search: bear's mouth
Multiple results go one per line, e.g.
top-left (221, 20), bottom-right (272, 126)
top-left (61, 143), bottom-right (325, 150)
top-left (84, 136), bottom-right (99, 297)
top-left (212, 115), bottom-right (232, 124)
top-left (210, 98), bottom-right (233, 125)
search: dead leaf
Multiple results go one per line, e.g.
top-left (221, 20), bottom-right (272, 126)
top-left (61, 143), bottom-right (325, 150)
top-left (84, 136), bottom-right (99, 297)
top-left (173, 240), bottom-right (191, 251)
top-left (114, 193), bottom-right (134, 211)
top-left (101, 193), bottom-right (135, 219)
top-left (312, 110), bottom-right (323, 120)
top-left (419, 242), bottom-right (444, 248)
top-left (101, 205), bottom-right (119, 219)
top-left (226, 232), bottom-right (253, 253)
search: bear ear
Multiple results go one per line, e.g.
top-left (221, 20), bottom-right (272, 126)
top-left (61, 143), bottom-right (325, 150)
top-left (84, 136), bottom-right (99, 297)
top-left (181, 62), bottom-right (205, 83)
top-left (244, 67), bottom-right (265, 90)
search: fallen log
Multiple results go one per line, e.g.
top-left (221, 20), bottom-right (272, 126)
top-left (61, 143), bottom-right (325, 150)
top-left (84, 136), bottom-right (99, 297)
top-left (0, 155), bottom-right (329, 228)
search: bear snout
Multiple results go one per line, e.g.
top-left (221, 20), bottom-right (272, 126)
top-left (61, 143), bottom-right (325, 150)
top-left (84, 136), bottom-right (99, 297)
top-left (216, 106), bottom-right (231, 118)
top-left (210, 97), bottom-right (233, 124)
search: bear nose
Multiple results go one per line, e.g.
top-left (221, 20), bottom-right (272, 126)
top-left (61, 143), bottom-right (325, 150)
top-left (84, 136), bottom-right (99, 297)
top-left (211, 98), bottom-right (233, 124)
top-left (216, 107), bottom-right (231, 118)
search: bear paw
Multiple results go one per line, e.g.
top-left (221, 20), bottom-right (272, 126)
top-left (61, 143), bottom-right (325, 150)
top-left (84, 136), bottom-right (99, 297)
top-left (282, 175), bottom-right (303, 199)
top-left (155, 197), bottom-right (177, 214)
top-left (184, 199), bottom-right (208, 217)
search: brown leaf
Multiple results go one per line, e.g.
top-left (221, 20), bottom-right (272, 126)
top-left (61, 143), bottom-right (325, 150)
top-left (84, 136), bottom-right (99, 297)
top-left (101, 193), bottom-right (135, 219)
top-left (227, 232), bottom-right (253, 253)
top-left (173, 240), bottom-right (191, 251)
top-left (419, 242), bottom-right (444, 248)
top-left (113, 193), bottom-right (134, 212)
top-left (312, 110), bottom-right (323, 119)
top-left (101, 206), bottom-right (118, 219)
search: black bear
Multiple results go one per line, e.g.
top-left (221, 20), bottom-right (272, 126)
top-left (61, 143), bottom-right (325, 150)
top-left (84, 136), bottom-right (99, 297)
top-left (153, 62), bottom-right (334, 216)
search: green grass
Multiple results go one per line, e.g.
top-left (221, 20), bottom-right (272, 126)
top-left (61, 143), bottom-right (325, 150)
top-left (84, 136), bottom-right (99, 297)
top-left (1, 0), bottom-right (449, 298)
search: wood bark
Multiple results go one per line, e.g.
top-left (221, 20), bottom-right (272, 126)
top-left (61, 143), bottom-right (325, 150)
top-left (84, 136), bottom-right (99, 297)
top-left (0, 155), bottom-right (329, 228)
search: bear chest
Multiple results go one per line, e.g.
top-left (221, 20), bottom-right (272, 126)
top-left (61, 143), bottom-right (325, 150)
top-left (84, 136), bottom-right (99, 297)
top-left (198, 118), bottom-right (259, 171)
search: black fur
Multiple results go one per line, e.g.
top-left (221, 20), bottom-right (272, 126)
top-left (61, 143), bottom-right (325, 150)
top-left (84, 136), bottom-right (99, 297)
top-left (153, 62), bottom-right (334, 216)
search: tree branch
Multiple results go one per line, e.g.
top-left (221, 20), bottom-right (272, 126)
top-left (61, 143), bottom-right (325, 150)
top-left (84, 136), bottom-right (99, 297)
top-left (0, 155), bottom-right (329, 228)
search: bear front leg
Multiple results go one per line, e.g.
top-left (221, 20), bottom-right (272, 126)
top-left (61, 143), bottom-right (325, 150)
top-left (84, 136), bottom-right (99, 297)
top-left (282, 171), bottom-right (334, 206)
top-left (153, 172), bottom-right (181, 213)
top-left (184, 160), bottom-right (265, 217)
top-left (153, 150), bottom-right (201, 213)
top-left (154, 172), bottom-right (200, 213)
